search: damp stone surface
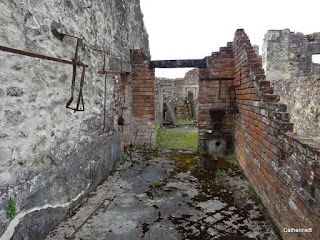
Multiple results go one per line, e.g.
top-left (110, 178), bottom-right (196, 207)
top-left (45, 150), bottom-right (281, 240)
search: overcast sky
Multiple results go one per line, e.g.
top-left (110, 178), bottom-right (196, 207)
top-left (140, 0), bottom-right (320, 78)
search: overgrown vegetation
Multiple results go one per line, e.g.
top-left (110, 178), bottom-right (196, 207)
top-left (6, 197), bottom-right (16, 219)
top-left (152, 177), bottom-right (163, 187)
top-left (157, 128), bottom-right (198, 152)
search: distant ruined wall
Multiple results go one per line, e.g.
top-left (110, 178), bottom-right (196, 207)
top-left (262, 29), bottom-right (320, 81)
top-left (262, 29), bottom-right (320, 142)
top-left (0, 0), bottom-right (149, 239)
top-left (155, 69), bottom-right (199, 125)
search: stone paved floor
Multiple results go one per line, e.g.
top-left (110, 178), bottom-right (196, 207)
top-left (45, 151), bottom-right (281, 240)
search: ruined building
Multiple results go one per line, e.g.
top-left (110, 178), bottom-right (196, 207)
top-left (0, 1), bottom-right (320, 240)
top-left (155, 69), bottom-right (199, 126)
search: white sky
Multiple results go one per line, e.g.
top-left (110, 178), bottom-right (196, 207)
top-left (140, 0), bottom-right (320, 78)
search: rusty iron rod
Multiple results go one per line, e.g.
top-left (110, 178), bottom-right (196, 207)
top-left (0, 45), bottom-right (88, 67)
top-left (98, 70), bottom-right (130, 75)
top-left (102, 74), bottom-right (107, 132)
top-left (64, 196), bottom-right (115, 239)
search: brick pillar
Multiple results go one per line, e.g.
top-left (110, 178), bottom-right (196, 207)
top-left (130, 49), bottom-right (156, 147)
top-left (198, 43), bottom-right (235, 153)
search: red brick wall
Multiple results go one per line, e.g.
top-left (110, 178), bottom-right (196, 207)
top-left (130, 49), bottom-right (156, 147)
top-left (198, 44), bottom-right (235, 153)
top-left (233, 29), bottom-right (320, 240)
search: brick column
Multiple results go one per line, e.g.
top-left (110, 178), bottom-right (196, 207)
top-left (198, 44), bottom-right (235, 153)
top-left (130, 49), bottom-right (156, 147)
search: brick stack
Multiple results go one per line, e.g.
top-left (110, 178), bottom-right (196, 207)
top-left (233, 29), bottom-right (320, 240)
top-left (130, 49), bottom-right (156, 147)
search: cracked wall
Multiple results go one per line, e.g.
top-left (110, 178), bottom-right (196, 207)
top-left (0, 0), bottom-right (149, 239)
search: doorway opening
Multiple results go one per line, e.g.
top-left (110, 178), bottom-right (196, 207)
top-left (153, 61), bottom-right (203, 152)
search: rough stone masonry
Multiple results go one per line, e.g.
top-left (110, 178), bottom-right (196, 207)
top-left (262, 29), bottom-right (320, 141)
top-left (0, 0), bottom-right (149, 239)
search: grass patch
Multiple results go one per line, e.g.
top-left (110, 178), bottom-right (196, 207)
top-left (157, 128), bottom-right (198, 152)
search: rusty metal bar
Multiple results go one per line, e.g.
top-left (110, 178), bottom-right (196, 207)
top-left (64, 196), bottom-right (115, 239)
top-left (0, 45), bottom-right (88, 67)
top-left (98, 70), bottom-right (130, 75)
top-left (149, 58), bottom-right (207, 68)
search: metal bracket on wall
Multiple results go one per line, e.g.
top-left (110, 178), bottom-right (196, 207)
top-left (228, 85), bottom-right (240, 114)
top-left (98, 53), bottom-right (130, 132)
top-left (0, 39), bottom-right (88, 112)
top-left (66, 38), bottom-right (87, 112)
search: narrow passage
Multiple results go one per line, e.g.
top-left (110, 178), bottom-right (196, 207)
top-left (46, 149), bottom-right (280, 240)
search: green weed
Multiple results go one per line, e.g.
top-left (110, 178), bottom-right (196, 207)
top-left (152, 178), bottom-right (163, 187)
top-left (123, 152), bottom-right (129, 161)
top-left (6, 197), bottom-right (16, 219)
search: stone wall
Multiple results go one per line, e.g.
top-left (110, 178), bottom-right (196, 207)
top-left (262, 29), bottom-right (320, 81)
top-left (0, 0), bottom-right (149, 239)
top-left (272, 76), bottom-right (320, 142)
top-left (234, 29), bottom-right (320, 240)
top-left (262, 29), bottom-right (320, 143)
